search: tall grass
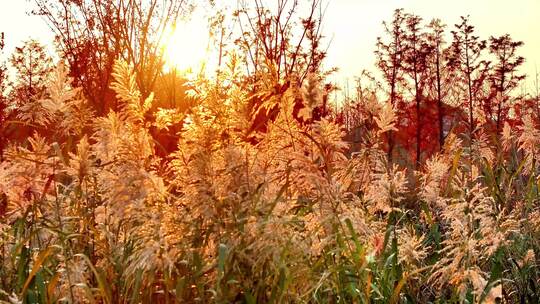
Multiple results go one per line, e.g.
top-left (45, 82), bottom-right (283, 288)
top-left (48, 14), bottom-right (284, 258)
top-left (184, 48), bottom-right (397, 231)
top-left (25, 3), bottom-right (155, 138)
top-left (1, 60), bottom-right (539, 303)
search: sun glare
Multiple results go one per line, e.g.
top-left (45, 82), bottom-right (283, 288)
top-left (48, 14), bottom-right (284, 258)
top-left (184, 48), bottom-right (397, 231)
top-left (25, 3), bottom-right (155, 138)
top-left (162, 12), bottom-right (211, 74)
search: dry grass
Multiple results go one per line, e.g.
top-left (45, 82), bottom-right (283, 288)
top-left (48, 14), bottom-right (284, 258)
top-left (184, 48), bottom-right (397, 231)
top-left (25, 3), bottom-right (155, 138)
top-left (1, 60), bottom-right (539, 303)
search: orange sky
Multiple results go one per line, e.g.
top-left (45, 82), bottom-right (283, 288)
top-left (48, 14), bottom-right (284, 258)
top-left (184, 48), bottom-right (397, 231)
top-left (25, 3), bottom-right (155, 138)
top-left (1, 0), bottom-right (539, 92)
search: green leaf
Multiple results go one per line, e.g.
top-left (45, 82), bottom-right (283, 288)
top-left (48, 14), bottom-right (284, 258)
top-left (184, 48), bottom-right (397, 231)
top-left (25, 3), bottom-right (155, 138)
top-left (21, 246), bottom-right (55, 298)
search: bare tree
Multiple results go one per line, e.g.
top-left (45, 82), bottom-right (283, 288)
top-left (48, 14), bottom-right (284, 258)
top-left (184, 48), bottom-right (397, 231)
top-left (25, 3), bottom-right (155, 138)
top-left (375, 8), bottom-right (407, 163)
top-left (448, 16), bottom-right (489, 145)
top-left (231, 0), bottom-right (333, 137)
top-left (33, 0), bottom-right (193, 114)
top-left (426, 19), bottom-right (449, 150)
top-left (233, 0), bottom-right (329, 88)
top-left (488, 34), bottom-right (525, 138)
top-left (403, 13), bottom-right (432, 167)
top-left (9, 39), bottom-right (52, 106)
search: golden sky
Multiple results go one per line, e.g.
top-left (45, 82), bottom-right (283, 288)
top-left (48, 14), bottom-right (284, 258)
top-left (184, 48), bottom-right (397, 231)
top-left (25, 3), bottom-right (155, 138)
top-left (324, 0), bottom-right (540, 90)
top-left (1, 0), bottom-right (539, 91)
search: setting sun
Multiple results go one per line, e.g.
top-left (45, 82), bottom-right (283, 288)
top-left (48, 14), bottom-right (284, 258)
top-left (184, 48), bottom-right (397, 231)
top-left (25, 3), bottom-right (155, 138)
top-left (162, 13), bottom-right (211, 73)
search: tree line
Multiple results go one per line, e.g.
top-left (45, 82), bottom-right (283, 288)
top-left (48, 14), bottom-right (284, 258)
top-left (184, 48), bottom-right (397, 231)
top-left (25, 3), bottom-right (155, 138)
top-left (0, 3), bottom-right (538, 170)
top-left (339, 9), bottom-right (534, 171)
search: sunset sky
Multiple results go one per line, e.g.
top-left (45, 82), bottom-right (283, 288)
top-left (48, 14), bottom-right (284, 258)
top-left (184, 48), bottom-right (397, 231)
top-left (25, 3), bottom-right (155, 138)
top-left (1, 0), bottom-right (539, 91)
top-left (323, 0), bottom-right (540, 90)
